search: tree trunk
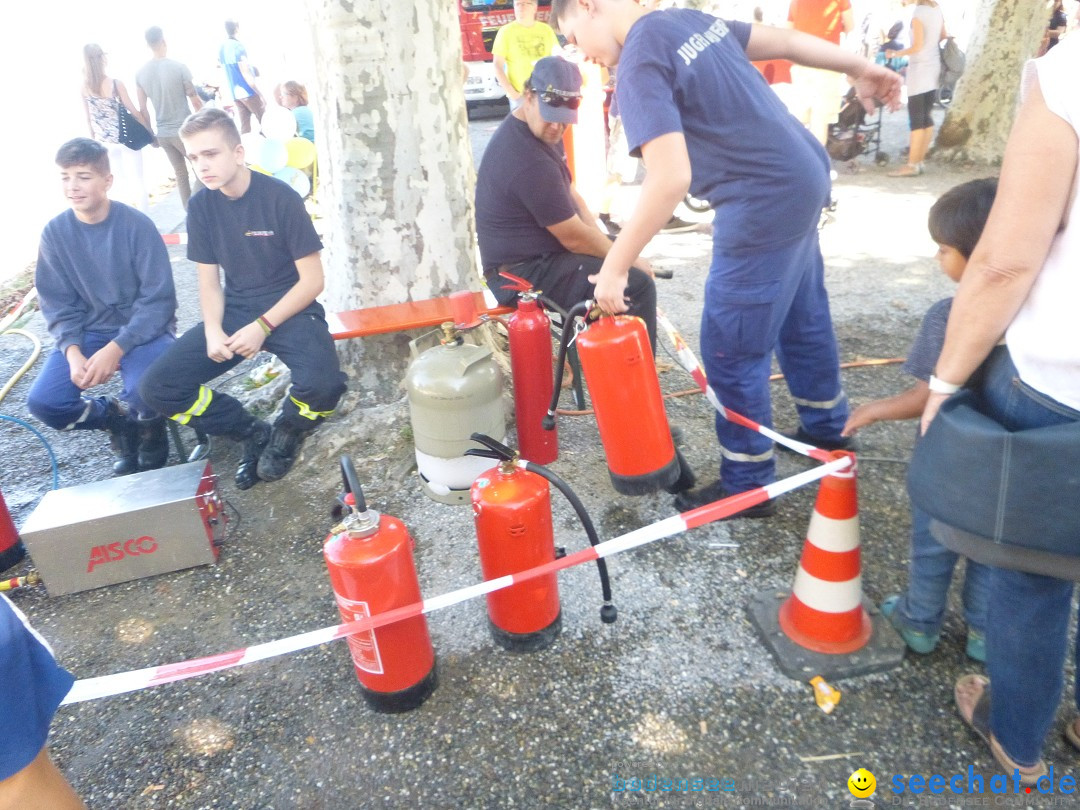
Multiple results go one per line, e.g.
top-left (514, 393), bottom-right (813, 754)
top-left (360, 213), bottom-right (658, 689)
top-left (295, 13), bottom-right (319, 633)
top-left (935, 0), bottom-right (1048, 164)
top-left (304, 0), bottom-right (479, 398)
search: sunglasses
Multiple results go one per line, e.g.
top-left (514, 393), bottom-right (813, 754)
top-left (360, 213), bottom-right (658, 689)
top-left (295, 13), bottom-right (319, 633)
top-left (532, 88), bottom-right (581, 109)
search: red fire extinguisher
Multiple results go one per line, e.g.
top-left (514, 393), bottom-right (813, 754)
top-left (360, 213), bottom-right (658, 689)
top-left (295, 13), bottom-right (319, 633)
top-left (544, 302), bottom-right (694, 496)
top-left (0, 487), bottom-right (26, 572)
top-left (323, 457), bottom-right (437, 712)
top-left (501, 272), bottom-right (557, 465)
top-left (467, 433), bottom-right (615, 652)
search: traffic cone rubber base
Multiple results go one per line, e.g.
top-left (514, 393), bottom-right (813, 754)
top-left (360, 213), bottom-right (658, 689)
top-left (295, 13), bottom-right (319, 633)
top-left (748, 589), bottom-right (906, 681)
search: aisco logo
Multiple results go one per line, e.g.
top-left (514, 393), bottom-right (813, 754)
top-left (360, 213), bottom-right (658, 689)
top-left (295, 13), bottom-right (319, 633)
top-left (87, 536), bottom-right (159, 573)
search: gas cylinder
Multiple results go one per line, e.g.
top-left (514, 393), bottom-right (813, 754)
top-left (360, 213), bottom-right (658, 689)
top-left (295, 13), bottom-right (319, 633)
top-left (405, 322), bottom-right (505, 504)
top-left (506, 290), bottom-right (557, 464)
top-left (0, 487), bottom-right (26, 571)
top-left (545, 305), bottom-right (694, 496)
top-left (323, 457), bottom-right (437, 713)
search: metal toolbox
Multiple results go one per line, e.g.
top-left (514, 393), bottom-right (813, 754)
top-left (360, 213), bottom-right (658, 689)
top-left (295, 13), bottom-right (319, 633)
top-left (20, 461), bottom-right (225, 596)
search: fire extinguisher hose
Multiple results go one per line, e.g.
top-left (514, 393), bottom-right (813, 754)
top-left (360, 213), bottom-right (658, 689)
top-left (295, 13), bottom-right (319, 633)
top-left (522, 460), bottom-right (617, 624)
top-left (543, 301), bottom-right (591, 432)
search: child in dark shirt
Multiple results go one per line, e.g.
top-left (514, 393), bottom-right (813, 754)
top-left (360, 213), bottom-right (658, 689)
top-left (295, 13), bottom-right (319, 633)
top-left (843, 177), bottom-right (998, 661)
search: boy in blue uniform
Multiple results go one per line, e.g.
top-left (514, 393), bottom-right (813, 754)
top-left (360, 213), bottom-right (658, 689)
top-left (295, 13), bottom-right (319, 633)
top-left (140, 108), bottom-right (347, 490)
top-left (551, 0), bottom-right (900, 513)
top-left (29, 138), bottom-right (177, 476)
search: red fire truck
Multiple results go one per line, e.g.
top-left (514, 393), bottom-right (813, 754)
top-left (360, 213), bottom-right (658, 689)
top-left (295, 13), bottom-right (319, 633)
top-left (460, 0), bottom-right (553, 109)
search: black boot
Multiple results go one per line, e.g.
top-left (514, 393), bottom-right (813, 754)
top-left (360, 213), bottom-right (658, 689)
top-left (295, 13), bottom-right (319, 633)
top-left (136, 416), bottom-right (169, 470)
top-left (233, 420), bottom-right (271, 490)
top-left (103, 398), bottom-right (139, 476)
top-left (257, 421), bottom-right (312, 482)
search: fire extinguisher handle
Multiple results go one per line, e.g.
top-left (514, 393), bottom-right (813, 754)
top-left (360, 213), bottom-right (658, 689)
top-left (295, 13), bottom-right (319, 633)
top-left (339, 456), bottom-right (367, 514)
top-left (468, 433), bottom-right (517, 461)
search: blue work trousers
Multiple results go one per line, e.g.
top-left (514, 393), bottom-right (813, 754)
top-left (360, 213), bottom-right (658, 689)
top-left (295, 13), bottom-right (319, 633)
top-left (27, 331), bottom-right (175, 429)
top-left (701, 227), bottom-right (847, 494)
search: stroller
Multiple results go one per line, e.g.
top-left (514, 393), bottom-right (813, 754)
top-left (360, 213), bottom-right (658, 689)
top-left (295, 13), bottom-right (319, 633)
top-left (826, 88), bottom-right (888, 168)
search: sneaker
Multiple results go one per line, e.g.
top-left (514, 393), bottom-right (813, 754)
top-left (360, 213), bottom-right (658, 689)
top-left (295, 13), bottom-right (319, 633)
top-left (966, 629), bottom-right (986, 663)
top-left (102, 398), bottom-right (140, 476)
top-left (136, 417), bottom-right (169, 470)
top-left (660, 215), bottom-right (699, 234)
top-left (880, 594), bottom-right (940, 654)
top-left (777, 427), bottom-right (855, 453)
top-left (257, 422), bottom-right (312, 482)
top-left (672, 479), bottom-right (776, 518)
top-left (234, 420), bottom-right (271, 490)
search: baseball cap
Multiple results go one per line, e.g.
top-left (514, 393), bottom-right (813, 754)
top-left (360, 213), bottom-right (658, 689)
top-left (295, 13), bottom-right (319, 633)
top-left (527, 56), bottom-right (583, 125)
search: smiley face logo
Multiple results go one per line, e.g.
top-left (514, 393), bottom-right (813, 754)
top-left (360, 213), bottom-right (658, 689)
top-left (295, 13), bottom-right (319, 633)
top-left (848, 768), bottom-right (876, 798)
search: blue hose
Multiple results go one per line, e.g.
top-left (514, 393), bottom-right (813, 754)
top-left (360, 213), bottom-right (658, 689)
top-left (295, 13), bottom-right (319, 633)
top-left (0, 414), bottom-right (59, 490)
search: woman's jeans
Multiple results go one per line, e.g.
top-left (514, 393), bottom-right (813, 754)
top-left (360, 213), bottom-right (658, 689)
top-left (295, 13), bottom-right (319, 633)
top-left (976, 350), bottom-right (1080, 766)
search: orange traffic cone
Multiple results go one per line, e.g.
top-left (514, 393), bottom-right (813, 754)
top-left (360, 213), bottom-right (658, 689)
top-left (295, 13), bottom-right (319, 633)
top-left (777, 452), bottom-right (872, 655)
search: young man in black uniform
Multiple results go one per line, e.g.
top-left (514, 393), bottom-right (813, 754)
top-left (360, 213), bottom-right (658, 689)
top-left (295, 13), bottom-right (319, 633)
top-left (140, 107), bottom-right (347, 489)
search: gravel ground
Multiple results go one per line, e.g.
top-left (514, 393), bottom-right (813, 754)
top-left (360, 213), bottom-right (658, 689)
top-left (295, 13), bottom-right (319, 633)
top-left (1, 104), bottom-right (1075, 810)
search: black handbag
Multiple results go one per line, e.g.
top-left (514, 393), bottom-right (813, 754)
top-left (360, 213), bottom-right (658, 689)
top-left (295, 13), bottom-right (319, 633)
top-left (907, 388), bottom-right (1080, 557)
top-left (114, 81), bottom-right (154, 150)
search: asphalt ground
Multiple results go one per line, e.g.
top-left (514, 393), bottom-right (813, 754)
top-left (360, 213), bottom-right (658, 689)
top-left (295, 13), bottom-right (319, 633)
top-left (1, 101), bottom-right (1076, 810)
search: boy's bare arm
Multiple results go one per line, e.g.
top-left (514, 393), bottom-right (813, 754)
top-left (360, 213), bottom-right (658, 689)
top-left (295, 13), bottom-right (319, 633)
top-left (843, 381), bottom-right (929, 436)
top-left (197, 263), bottom-right (231, 362)
top-left (745, 24), bottom-right (901, 112)
top-left (590, 131), bottom-right (690, 314)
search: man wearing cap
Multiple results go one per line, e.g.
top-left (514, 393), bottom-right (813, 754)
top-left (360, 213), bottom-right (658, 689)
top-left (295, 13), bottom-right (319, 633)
top-left (475, 55), bottom-right (659, 349)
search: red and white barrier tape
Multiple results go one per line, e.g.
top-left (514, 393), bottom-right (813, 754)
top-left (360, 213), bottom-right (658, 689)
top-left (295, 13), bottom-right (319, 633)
top-left (61, 455), bottom-right (851, 705)
top-left (656, 310), bottom-right (831, 463)
top-left (161, 233), bottom-right (188, 245)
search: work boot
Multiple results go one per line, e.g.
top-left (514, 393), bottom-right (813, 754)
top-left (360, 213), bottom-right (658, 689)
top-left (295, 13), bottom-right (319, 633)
top-left (234, 420), bottom-right (271, 490)
top-left (102, 398), bottom-right (139, 476)
top-left (672, 479), bottom-right (777, 519)
top-left (777, 427), bottom-right (855, 453)
top-left (257, 422), bottom-right (312, 482)
top-left (136, 416), bottom-right (169, 470)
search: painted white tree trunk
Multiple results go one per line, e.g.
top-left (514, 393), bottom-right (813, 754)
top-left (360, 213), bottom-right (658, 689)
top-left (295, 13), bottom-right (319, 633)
top-left (304, 0), bottom-right (480, 394)
top-left (935, 0), bottom-right (1048, 164)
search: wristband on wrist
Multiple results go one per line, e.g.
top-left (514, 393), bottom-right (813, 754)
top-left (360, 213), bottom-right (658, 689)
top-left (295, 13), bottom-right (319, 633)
top-left (256, 316), bottom-right (276, 336)
top-left (928, 375), bottom-right (961, 395)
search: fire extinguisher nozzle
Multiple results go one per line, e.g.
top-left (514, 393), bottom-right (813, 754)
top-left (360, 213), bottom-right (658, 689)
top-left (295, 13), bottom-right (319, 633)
top-left (541, 413), bottom-right (556, 431)
top-left (600, 603), bottom-right (618, 624)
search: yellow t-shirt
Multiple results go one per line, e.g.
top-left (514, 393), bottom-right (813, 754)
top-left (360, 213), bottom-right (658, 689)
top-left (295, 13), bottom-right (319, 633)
top-left (491, 21), bottom-right (559, 93)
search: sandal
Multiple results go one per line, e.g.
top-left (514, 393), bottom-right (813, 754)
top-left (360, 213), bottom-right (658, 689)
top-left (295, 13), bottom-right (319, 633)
top-left (1066, 717), bottom-right (1080, 752)
top-left (954, 674), bottom-right (1048, 787)
top-left (887, 163), bottom-right (923, 177)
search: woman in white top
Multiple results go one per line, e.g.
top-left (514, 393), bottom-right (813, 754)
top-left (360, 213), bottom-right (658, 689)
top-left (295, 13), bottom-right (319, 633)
top-left (81, 43), bottom-right (152, 212)
top-left (885, 0), bottom-right (946, 176)
top-left (923, 36), bottom-right (1080, 786)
